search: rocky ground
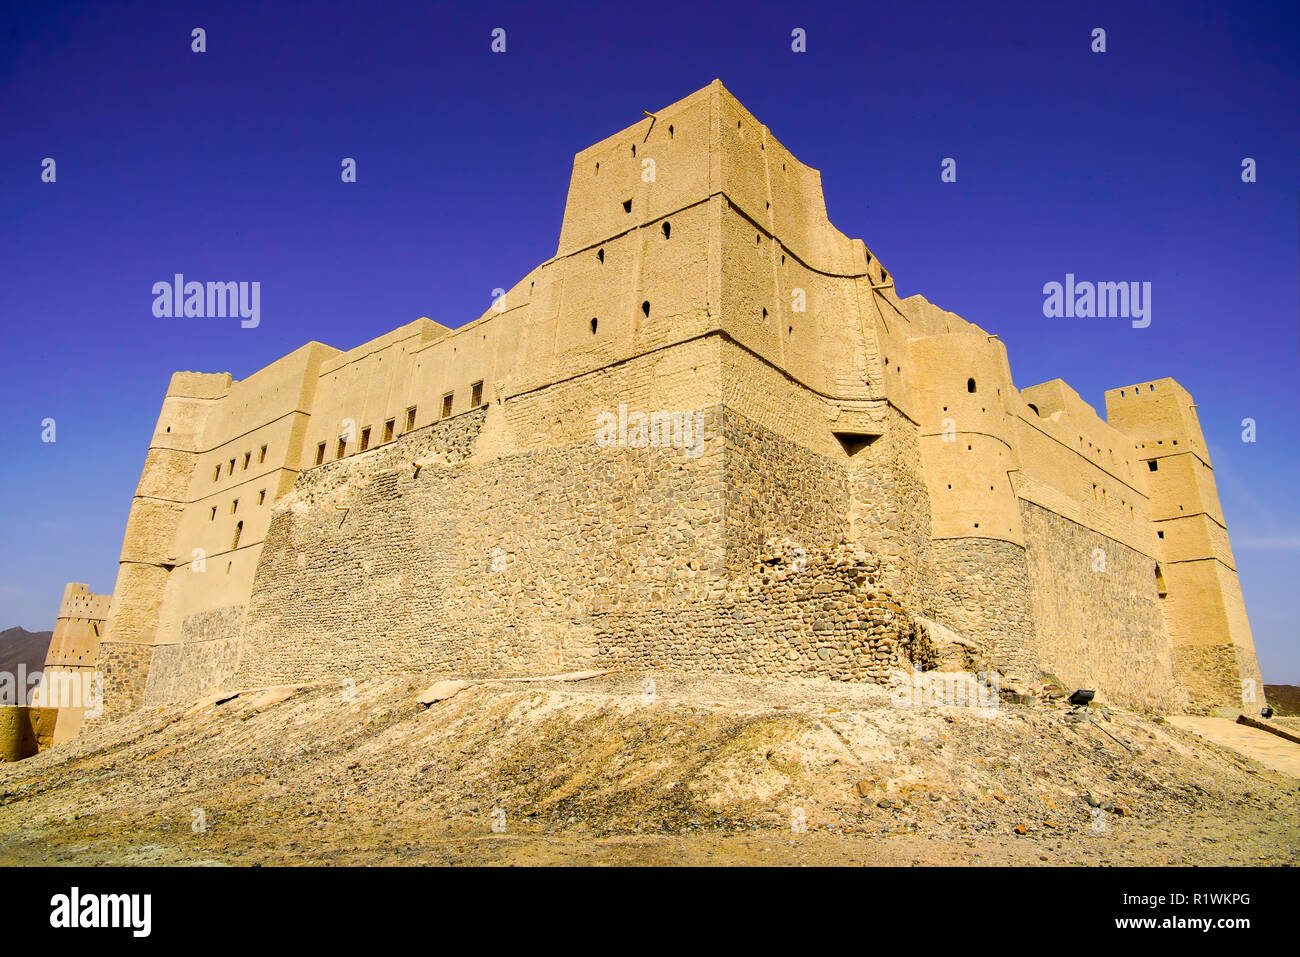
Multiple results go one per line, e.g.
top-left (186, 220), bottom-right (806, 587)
top-left (0, 672), bottom-right (1296, 866)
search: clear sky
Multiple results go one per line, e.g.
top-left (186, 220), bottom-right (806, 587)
top-left (2, 1), bottom-right (1296, 681)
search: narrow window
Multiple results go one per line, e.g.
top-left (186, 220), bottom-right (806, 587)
top-left (590, 318), bottom-right (598, 334)
top-left (967, 378), bottom-right (976, 393)
top-left (337, 437), bottom-right (346, 459)
top-left (622, 199), bottom-right (632, 214)
top-left (242, 452), bottom-right (251, 470)
top-left (662, 221), bottom-right (671, 239)
top-left (441, 393), bottom-right (454, 419)
top-left (228, 458), bottom-right (235, 475)
top-left (383, 418), bottom-right (395, 442)
top-left (471, 381), bottom-right (484, 406)
top-left (213, 465), bottom-right (221, 483)
top-left (315, 442), bottom-right (326, 466)
top-left (641, 301), bottom-right (650, 317)
top-left (360, 427), bottom-right (371, 452)
top-left (597, 248), bottom-right (604, 263)
top-left (405, 406), bottom-right (417, 432)
top-left (1155, 564), bottom-right (1167, 598)
top-left (209, 506), bottom-right (217, 521)
top-left (231, 499), bottom-right (238, 515)
top-left (258, 489), bottom-right (266, 505)
top-left (232, 521), bottom-right (243, 550)
top-left (1148, 460), bottom-right (1158, 471)
top-left (259, 444), bottom-right (268, 463)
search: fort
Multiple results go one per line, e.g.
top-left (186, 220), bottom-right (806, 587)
top-left (21, 81), bottom-right (1266, 747)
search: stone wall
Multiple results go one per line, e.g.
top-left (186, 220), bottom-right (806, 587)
top-left (722, 408), bottom-right (848, 574)
top-left (843, 407), bottom-right (935, 615)
top-left (592, 541), bottom-right (921, 681)
top-left (1018, 500), bottom-right (1181, 711)
top-left (1172, 645), bottom-right (1245, 714)
top-left (95, 641), bottom-right (155, 717)
top-left (140, 606), bottom-right (245, 706)
top-left (929, 537), bottom-right (1037, 680)
top-left (232, 394), bottom-right (937, 690)
top-left (235, 404), bottom-right (729, 686)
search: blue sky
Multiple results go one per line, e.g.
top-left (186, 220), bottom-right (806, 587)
top-left (2, 1), bottom-right (1297, 681)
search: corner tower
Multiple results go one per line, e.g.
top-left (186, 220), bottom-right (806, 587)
top-left (1105, 379), bottom-right (1264, 712)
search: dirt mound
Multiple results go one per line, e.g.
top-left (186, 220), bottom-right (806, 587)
top-left (0, 673), bottom-right (1296, 865)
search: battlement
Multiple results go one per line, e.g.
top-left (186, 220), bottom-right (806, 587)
top-left (55, 582), bottom-right (111, 623)
top-left (166, 371), bottom-right (233, 400)
top-left (1105, 378), bottom-right (1209, 461)
top-left (45, 583), bottom-right (109, 669)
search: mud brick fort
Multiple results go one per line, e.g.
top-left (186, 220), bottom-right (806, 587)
top-left (33, 82), bottom-right (1265, 737)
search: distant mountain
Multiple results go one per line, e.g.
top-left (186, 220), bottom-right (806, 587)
top-left (0, 627), bottom-right (52, 695)
top-left (1265, 685), bottom-right (1300, 717)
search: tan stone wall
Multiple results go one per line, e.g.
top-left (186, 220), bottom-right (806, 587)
top-left (141, 608), bottom-right (244, 706)
top-left (235, 390), bottom-right (932, 689)
top-left (721, 406), bottom-right (848, 575)
top-left (929, 537), bottom-right (1037, 680)
top-left (592, 543), bottom-right (920, 682)
top-left (844, 406), bottom-right (936, 615)
top-left (1019, 500), bottom-right (1181, 710)
top-left (96, 641), bottom-right (154, 716)
top-left (236, 402), bottom-right (726, 685)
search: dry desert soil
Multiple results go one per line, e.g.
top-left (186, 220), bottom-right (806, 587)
top-left (1, 673), bottom-right (1297, 866)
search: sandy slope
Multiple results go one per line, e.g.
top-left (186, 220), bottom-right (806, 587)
top-left (1, 673), bottom-right (1296, 866)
